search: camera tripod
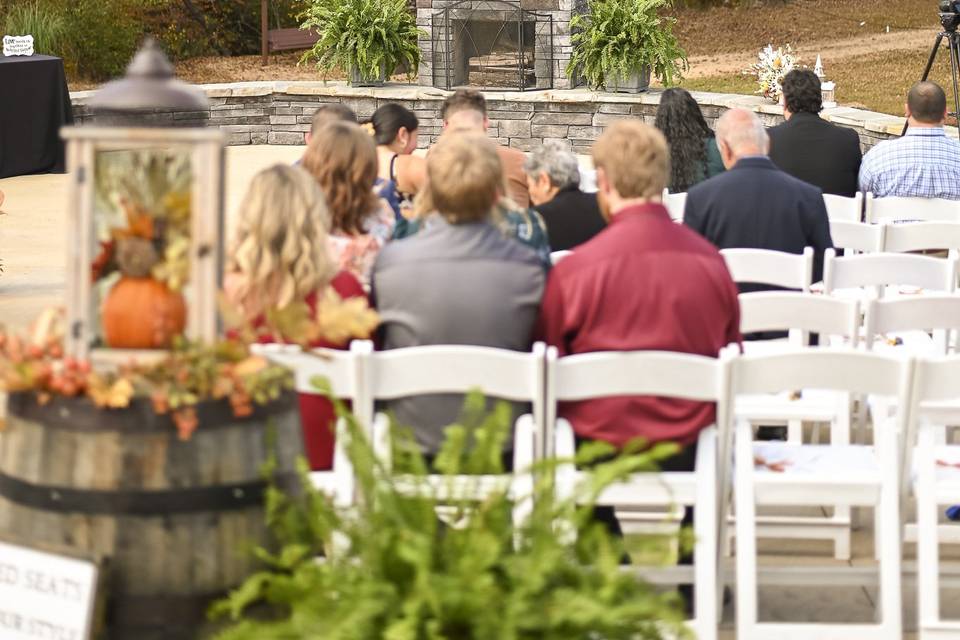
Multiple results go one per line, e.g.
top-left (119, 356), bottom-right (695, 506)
top-left (906, 23), bottom-right (960, 134)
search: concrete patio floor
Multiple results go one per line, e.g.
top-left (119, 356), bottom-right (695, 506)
top-left (3, 145), bottom-right (960, 636)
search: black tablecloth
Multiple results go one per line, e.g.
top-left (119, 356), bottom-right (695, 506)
top-left (0, 54), bottom-right (73, 179)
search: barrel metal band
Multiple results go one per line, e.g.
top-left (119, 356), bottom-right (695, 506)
top-left (0, 472), bottom-right (270, 515)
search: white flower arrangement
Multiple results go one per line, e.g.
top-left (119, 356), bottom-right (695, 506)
top-left (750, 44), bottom-right (799, 104)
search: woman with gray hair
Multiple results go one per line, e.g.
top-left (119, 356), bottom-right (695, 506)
top-left (525, 140), bottom-right (606, 251)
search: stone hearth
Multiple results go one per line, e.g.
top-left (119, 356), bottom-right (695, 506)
top-left (417, 0), bottom-right (585, 90)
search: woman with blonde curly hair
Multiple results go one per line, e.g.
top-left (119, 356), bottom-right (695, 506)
top-left (225, 163), bottom-right (367, 471)
top-left (302, 120), bottom-right (395, 286)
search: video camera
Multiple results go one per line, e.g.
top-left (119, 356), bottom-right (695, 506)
top-left (941, 0), bottom-right (960, 31)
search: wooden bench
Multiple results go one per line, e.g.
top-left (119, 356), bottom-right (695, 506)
top-left (267, 28), bottom-right (319, 54)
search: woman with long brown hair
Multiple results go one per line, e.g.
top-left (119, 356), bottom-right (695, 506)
top-left (302, 121), bottom-right (395, 287)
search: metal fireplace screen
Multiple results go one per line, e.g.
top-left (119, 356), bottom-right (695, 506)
top-left (431, 0), bottom-right (554, 91)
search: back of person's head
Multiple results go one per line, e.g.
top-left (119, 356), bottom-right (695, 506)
top-left (302, 121), bottom-right (378, 235)
top-left (523, 140), bottom-right (581, 191)
top-left (370, 103), bottom-right (419, 147)
top-left (441, 89), bottom-right (487, 129)
top-left (715, 108), bottom-right (769, 158)
top-left (592, 120), bottom-right (670, 199)
top-left (782, 69), bottom-right (822, 115)
top-left (310, 103), bottom-right (358, 136)
top-left (908, 81), bottom-right (948, 124)
top-left (230, 164), bottom-right (335, 313)
top-left (427, 131), bottom-right (502, 224)
top-left (654, 88), bottom-right (712, 191)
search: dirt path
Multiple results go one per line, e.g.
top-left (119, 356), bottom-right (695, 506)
top-left (686, 27), bottom-right (934, 79)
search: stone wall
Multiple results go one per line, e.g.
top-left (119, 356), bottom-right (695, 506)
top-left (70, 81), bottom-right (923, 153)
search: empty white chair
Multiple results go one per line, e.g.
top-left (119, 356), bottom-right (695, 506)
top-left (362, 343), bottom-right (547, 527)
top-left (864, 295), bottom-right (960, 357)
top-left (829, 220), bottom-right (884, 254)
top-left (908, 356), bottom-right (960, 640)
top-left (734, 350), bottom-right (912, 640)
top-left (253, 341), bottom-right (372, 506)
top-left (550, 250), bottom-right (572, 265)
top-left (663, 188), bottom-right (687, 222)
top-left (721, 246), bottom-right (814, 292)
top-left (549, 348), bottom-right (733, 640)
top-left (866, 193), bottom-right (960, 224)
top-left (882, 220), bottom-right (960, 257)
top-left (824, 192), bottom-right (863, 222)
top-left (736, 293), bottom-right (861, 559)
top-left (823, 249), bottom-right (958, 300)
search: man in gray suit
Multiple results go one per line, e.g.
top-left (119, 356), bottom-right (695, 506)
top-left (371, 132), bottom-right (546, 458)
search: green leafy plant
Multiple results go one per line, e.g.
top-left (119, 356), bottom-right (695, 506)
top-left (211, 388), bottom-right (690, 639)
top-left (4, 1), bottom-right (68, 56)
top-left (298, 0), bottom-right (425, 83)
top-left (567, 0), bottom-right (688, 89)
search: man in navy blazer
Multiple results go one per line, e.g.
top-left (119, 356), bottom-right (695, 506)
top-left (683, 108), bottom-right (833, 289)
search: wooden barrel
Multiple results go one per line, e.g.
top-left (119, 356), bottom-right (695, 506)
top-left (0, 391), bottom-right (303, 639)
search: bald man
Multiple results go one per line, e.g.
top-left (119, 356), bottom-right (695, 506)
top-left (683, 108), bottom-right (833, 291)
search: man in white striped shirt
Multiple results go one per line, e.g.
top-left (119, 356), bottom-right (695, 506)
top-left (859, 81), bottom-right (960, 199)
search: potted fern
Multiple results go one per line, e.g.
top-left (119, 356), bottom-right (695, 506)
top-left (567, 0), bottom-right (687, 93)
top-left (210, 393), bottom-right (689, 639)
top-left (299, 0), bottom-right (425, 86)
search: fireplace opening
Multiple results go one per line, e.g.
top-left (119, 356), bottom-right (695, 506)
top-left (431, 0), bottom-right (553, 91)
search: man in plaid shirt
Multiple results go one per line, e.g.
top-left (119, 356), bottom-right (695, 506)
top-left (859, 82), bottom-right (960, 200)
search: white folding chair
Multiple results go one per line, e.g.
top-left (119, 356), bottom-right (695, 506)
top-left (866, 193), bottom-right (960, 224)
top-left (908, 356), bottom-right (960, 639)
top-left (734, 350), bottom-right (912, 640)
top-left (722, 247), bottom-right (814, 292)
top-left (550, 250), bottom-right (572, 265)
top-left (252, 341), bottom-right (372, 507)
top-left (549, 348), bottom-right (733, 640)
top-left (829, 220), bottom-right (885, 254)
top-left (823, 249), bottom-right (958, 301)
top-left (663, 188), bottom-right (687, 222)
top-left (736, 293), bottom-right (861, 559)
top-left (362, 343), bottom-right (547, 528)
top-left (882, 221), bottom-right (960, 258)
top-left (824, 192), bottom-right (863, 222)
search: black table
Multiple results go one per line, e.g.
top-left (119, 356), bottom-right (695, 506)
top-left (0, 54), bottom-right (73, 179)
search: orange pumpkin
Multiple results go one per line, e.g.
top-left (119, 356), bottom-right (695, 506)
top-left (102, 277), bottom-right (187, 349)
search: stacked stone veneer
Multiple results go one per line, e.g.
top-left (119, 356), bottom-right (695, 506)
top-left (70, 82), bottom-right (924, 153)
top-left (416, 0), bottom-right (582, 90)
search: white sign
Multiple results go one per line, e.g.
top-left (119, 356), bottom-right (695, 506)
top-left (3, 35), bottom-right (35, 57)
top-left (0, 542), bottom-right (98, 640)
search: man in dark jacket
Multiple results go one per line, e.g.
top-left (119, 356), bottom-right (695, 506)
top-left (684, 108), bottom-right (834, 288)
top-left (768, 69), bottom-right (862, 197)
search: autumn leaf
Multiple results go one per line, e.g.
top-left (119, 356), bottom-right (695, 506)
top-left (265, 302), bottom-right (318, 345)
top-left (314, 288), bottom-right (380, 345)
top-left (234, 356), bottom-right (269, 378)
top-left (87, 375), bottom-right (135, 409)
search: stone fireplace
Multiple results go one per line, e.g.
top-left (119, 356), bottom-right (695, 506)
top-left (417, 0), bottom-right (585, 91)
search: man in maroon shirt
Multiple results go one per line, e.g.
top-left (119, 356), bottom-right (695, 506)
top-left (536, 120), bottom-right (741, 540)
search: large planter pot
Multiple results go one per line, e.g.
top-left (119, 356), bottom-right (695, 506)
top-left (349, 62), bottom-right (387, 87)
top-left (607, 66), bottom-right (651, 94)
top-left (0, 392), bottom-right (303, 639)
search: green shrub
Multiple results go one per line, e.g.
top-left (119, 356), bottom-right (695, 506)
top-left (211, 389), bottom-right (689, 639)
top-left (62, 0), bottom-right (141, 81)
top-left (4, 1), bottom-right (68, 57)
top-left (299, 0), bottom-right (425, 81)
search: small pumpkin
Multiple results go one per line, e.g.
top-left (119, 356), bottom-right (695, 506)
top-left (102, 277), bottom-right (186, 349)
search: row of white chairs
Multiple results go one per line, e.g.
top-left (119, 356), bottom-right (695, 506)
top-left (255, 339), bottom-right (960, 640)
top-left (662, 190), bottom-right (960, 226)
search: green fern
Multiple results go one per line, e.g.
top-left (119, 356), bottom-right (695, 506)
top-left (298, 0), bottom-right (425, 82)
top-left (567, 0), bottom-right (688, 90)
top-left (210, 389), bottom-right (690, 639)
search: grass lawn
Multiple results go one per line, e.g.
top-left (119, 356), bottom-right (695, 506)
top-left (682, 46), bottom-right (956, 116)
top-left (673, 0), bottom-right (934, 57)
